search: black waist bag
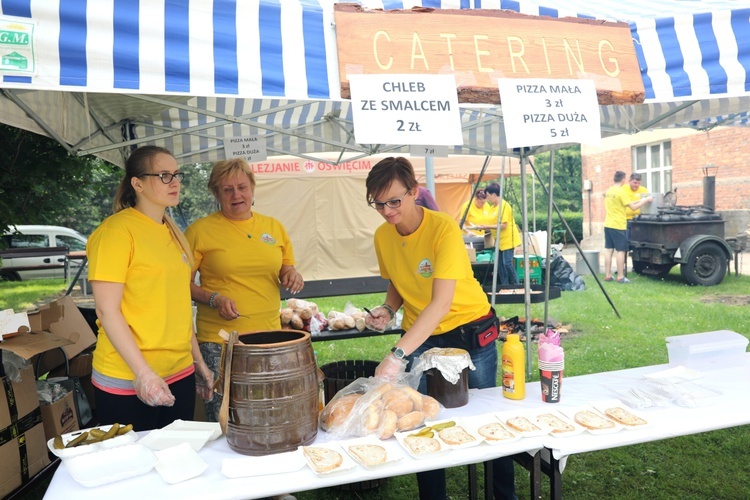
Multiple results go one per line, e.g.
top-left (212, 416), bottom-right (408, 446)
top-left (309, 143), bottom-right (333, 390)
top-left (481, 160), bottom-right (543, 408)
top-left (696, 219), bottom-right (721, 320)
top-left (441, 308), bottom-right (500, 351)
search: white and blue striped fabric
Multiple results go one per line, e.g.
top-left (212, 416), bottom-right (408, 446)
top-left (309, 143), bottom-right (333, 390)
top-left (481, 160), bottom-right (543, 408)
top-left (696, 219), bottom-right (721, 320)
top-left (0, 0), bottom-right (749, 164)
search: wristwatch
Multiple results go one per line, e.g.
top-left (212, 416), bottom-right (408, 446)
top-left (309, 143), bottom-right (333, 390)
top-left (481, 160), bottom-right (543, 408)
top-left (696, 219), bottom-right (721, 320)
top-left (390, 346), bottom-right (406, 360)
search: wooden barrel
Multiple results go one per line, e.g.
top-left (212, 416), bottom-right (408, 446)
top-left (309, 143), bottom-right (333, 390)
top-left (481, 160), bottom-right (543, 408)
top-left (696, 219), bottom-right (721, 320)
top-left (216, 330), bottom-right (319, 455)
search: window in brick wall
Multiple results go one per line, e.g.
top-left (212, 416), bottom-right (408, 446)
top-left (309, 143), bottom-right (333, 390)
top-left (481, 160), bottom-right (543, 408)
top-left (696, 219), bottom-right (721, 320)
top-left (632, 141), bottom-right (672, 193)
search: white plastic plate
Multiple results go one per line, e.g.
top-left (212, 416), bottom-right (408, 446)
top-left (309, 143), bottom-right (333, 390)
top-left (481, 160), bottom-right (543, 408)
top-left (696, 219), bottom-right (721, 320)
top-left (559, 405), bottom-right (623, 435)
top-left (221, 449), bottom-right (306, 478)
top-left (644, 365), bottom-right (703, 383)
top-left (162, 419), bottom-right (222, 441)
top-left (342, 435), bottom-right (404, 470)
top-left (64, 443), bottom-right (157, 488)
top-left (394, 431), bottom-right (447, 459)
top-left (428, 418), bottom-right (484, 450)
top-left (494, 411), bottom-right (552, 438)
top-left (301, 444), bottom-right (357, 476)
top-left (47, 424), bottom-right (137, 459)
top-left (139, 429), bottom-right (214, 452)
top-left (530, 410), bottom-right (585, 438)
top-left (154, 443), bottom-right (208, 484)
top-left (589, 399), bottom-right (652, 430)
top-left (461, 416), bottom-right (520, 445)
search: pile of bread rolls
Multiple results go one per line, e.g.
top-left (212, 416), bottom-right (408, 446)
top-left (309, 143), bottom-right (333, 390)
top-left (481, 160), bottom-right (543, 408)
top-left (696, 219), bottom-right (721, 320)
top-left (280, 298), bottom-right (327, 332)
top-left (327, 310), bottom-right (367, 331)
top-left (320, 381), bottom-right (440, 440)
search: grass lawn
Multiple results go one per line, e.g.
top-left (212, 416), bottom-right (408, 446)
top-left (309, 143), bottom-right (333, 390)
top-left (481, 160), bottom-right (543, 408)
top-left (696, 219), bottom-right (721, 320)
top-left (6, 269), bottom-right (750, 499)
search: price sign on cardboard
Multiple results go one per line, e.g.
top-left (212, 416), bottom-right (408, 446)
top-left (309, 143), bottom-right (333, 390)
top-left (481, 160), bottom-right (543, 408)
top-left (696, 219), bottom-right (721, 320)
top-left (349, 74), bottom-right (463, 146)
top-left (498, 78), bottom-right (601, 148)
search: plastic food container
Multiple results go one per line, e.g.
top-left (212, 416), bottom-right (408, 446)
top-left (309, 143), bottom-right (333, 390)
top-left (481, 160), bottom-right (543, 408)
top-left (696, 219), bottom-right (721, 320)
top-left (666, 330), bottom-right (748, 367)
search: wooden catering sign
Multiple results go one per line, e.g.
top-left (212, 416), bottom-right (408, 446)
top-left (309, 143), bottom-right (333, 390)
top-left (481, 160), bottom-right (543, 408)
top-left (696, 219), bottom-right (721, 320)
top-left (334, 4), bottom-right (644, 105)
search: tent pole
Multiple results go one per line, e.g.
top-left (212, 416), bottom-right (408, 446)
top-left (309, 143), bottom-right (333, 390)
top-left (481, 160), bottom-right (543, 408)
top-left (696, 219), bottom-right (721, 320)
top-left (527, 158), bottom-right (621, 319)
top-left (425, 157), bottom-right (436, 197)
top-left (519, 151), bottom-right (533, 376)
top-left (489, 158), bottom-right (507, 310)
top-left (543, 148), bottom-right (556, 332)
top-left (531, 172), bottom-right (537, 233)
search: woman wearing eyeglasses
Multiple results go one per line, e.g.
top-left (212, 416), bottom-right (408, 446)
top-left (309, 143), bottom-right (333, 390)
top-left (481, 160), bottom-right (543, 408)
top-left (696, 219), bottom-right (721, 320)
top-left (87, 146), bottom-right (213, 431)
top-left (364, 157), bottom-right (516, 500)
top-left (184, 158), bottom-right (304, 423)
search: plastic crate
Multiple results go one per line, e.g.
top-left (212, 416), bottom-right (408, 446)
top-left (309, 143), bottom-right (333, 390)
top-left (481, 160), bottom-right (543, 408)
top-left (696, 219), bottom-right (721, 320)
top-left (514, 255), bottom-right (543, 284)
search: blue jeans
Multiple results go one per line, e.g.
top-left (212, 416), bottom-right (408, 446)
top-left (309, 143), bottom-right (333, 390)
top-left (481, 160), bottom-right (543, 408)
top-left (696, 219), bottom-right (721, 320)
top-left (499, 249), bottom-right (519, 285)
top-left (406, 332), bottom-right (516, 500)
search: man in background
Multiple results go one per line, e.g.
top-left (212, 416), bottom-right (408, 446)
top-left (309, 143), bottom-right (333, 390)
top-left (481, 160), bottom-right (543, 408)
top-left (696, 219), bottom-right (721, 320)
top-left (623, 172), bottom-right (649, 240)
top-left (604, 171), bottom-right (653, 283)
top-left (485, 183), bottom-right (521, 285)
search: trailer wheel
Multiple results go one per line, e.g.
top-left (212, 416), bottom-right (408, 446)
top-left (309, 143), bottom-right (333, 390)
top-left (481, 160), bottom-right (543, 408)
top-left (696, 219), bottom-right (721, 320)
top-left (632, 260), bottom-right (673, 277)
top-left (680, 242), bottom-right (727, 286)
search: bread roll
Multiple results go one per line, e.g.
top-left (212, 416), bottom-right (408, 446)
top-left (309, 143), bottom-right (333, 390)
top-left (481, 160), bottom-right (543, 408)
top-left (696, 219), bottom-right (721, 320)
top-left (396, 411), bottom-right (425, 431)
top-left (279, 308), bottom-right (294, 325)
top-left (421, 395), bottom-right (440, 420)
top-left (401, 386), bottom-right (424, 412)
top-left (320, 393), bottom-right (360, 431)
top-left (382, 389), bottom-right (413, 417)
top-left (376, 409), bottom-right (398, 440)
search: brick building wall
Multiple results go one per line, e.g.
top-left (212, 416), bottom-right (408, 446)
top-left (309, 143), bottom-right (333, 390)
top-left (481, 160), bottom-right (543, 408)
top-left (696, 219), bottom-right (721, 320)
top-left (581, 127), bottom-right (750, 241)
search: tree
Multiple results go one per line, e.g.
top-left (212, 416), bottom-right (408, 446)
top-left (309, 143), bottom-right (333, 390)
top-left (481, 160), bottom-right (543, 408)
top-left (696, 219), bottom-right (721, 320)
top-left (500, 145), bottom-right (582, 214)
top-left (0, 124), bottom-right (119, 238)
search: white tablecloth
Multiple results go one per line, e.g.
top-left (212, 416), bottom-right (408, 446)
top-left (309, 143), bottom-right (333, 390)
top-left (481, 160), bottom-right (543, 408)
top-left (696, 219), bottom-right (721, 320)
top-left (43, 353), bottom-right (750, 499)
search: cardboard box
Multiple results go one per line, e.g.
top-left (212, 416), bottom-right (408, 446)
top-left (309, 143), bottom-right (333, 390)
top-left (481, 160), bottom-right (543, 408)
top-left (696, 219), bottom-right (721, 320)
top-left (40, 390), bottom-right (78, 441)
top-left (0, 365), bottom-right (51, 498)
top-left (27, 296), bottom-right (97, 374)
top-left (49, 352), bottom-right (95, 411)
top-left (466, 247), bottom-right (477, 263)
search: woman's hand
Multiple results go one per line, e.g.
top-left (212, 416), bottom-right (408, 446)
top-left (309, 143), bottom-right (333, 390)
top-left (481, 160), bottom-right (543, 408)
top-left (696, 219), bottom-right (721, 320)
top-left (280, 267), bottom-right (304, 294)
top-left (194, 359), bottom-right (214, 401)
top-left (375, 353), bottom-right (407, 380)
top-left (133, 368), bottom-right (175, 407)
top-left (213, 294), bottom-right (241, 321)
top-left (365, 305), bottom-right (393, 332)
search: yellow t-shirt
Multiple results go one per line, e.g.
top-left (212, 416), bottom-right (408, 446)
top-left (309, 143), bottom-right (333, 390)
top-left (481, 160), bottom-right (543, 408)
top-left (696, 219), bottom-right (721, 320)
top-left (185, 211), bottom-right (295, 343)
top-left (87, 208), bottom-right (194, 380)
top-left (497, 200), bottom-right (521, 251)
top-left (374, 209), bottom-right (489, 335)
top-left (604, 184), bottom-right (630, 230)
top-left (458, 200), bottom-right (498, 237)
top-left (623, 185), bottom-right (649, 220)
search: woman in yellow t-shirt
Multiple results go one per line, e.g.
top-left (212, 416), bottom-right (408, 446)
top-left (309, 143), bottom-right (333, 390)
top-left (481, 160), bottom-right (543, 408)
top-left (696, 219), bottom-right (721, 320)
top-left (457, 189), bottom-right (494, 236)
top-left (184, 159), bottom-right (304, 422)
top-left (364, 157), bottom-right (515, 500)
top-left (87, 146), bottom-right (213, 431)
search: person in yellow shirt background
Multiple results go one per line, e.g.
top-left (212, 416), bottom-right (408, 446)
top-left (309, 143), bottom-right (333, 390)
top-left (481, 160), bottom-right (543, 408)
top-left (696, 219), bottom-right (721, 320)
top-left (457, 189), bottom-right (495, 237)
top-left (484, 183), bottom-right (522, 285)
top-left (604, 171), bottom-right (653, 283)
top-left (623, 172), bottom-right (649, 240)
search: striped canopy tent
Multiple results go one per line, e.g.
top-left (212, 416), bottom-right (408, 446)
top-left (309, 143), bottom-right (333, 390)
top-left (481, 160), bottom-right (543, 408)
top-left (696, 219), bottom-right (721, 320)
top-left (0, 0), bottom-right (749, 167)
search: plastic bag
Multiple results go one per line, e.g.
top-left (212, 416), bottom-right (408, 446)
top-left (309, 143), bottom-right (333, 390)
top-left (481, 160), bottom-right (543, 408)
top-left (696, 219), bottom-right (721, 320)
top-left (546, 252), bottom-right (586, 291)
top-left (319, 375), bottom-right (441, 440)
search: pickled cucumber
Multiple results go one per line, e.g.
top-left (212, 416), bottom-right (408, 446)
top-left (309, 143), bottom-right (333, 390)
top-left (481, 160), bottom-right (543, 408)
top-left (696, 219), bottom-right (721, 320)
top-left (430, 420), bottom-right (456, 431)
top-left (89, 428), bottom-right (107, 438)
top-left (116, 424), bottom-right (133, 435)
top-left (53, 435), bottom-right (64, 450)
top-left (102, 423), bottom-right (120, 440)
top-left (65, 432), bottom-right (89, 448)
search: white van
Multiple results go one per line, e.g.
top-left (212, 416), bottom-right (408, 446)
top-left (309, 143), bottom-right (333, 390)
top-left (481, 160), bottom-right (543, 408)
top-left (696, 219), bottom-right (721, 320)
top-left (1, 225), bottom-right (88, 281)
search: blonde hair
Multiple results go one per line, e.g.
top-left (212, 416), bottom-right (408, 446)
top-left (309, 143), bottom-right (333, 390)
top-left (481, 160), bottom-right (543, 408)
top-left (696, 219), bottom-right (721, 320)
top-left (113, 146), bottom-right (194, 267)
top-left (207, 158), bottom-right (256, 198)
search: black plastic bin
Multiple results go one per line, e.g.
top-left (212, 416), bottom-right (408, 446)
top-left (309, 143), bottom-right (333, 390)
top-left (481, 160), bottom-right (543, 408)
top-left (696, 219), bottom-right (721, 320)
top-left (319, 360), bottom-right (385, 491)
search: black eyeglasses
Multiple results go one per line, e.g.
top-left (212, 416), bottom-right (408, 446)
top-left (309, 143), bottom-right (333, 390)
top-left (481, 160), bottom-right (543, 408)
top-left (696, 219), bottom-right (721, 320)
top-left (368, 189), bottom-right (411, 210)
top-left (140, 172), bottom-right (185, 184)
